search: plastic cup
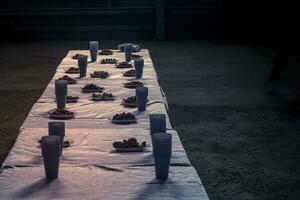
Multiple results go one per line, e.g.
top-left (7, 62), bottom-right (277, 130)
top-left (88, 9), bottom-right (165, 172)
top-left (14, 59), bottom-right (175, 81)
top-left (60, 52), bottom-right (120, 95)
top-left (150, 114), bottom-right (166, 147)
top-left (78, 55), bottom-right (88, 77)
top-left (56, 95), bottom-right (66, 110)
top-left (136, 87), bottom-right (148, 112)
top-left (134, 58), bottom-right (144, 79)
top-left (89, 41), bottom-right (98, 52)
top-left (55, 80), bottom-right (67, 95)
top-left (89, 41), bottom-right (98, 62)
top-left (124, 43), bottom-right (133, 62)
top-left (154, 157), bottom-right (171, 181)
top-left (118, 44), bottom-right (140, 52)
top-left (90, 51), bottom-right (97, 62)
top-left (150, 114), bottom-right (166, 135)
top-left (55, 80), bottom-right (67, 109)
top-left (153, 133), bottom-right (172, 181)
top-left (41, 136), bottom-right (61, 180)
top-left (48, 122), bottom-right (65, 152)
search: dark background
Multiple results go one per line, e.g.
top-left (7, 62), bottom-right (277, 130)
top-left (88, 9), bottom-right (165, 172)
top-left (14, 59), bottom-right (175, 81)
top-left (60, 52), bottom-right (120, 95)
top-left (1, 0), bottom-right (299, 43)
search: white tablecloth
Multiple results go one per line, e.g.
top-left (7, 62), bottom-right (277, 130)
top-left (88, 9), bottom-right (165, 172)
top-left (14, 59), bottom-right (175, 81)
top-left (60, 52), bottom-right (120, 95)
top-left (0, 49), bottom-right (209, 200)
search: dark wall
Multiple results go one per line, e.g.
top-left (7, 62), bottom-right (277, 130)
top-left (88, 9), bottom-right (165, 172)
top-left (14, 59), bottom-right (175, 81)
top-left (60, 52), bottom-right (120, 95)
top-left (1, 0), bottom-right (156, 40)
top-left (0, 0), bottom-right (298, 42)
top-left (223, 0), bottom-right (299, 43)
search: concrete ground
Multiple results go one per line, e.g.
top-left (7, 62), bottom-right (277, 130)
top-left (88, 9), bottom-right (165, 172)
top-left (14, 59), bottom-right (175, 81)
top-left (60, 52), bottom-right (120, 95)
top-left (0, 41), bottom-right (299, 200)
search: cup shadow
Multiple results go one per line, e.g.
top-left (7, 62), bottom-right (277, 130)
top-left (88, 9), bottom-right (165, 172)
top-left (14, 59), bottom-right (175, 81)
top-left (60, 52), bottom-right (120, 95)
top-left (133, 178), bottom-right (183, 200)
top-left (13, 178), bottom-right (56, 198)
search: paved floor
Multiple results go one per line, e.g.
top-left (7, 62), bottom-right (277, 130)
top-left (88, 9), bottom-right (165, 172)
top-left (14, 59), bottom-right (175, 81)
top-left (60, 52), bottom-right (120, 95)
top-left (0, 41), bottom-right (299, 200)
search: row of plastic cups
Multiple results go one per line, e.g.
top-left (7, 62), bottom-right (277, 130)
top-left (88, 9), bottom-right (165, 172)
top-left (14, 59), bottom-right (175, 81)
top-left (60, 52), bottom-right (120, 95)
top-left (89, 41), bottom-right (98, 62)
top-left (55, 80), bottom-right (68, 109)
top-left (77, 54), bottom-right (144, 79)
top-left (153, 133), bottom-right (172, 181)
top-left (78, 55), bottom-right (88, 77)
top-left (89, 41), bottom-right (139, 63)
top-left (136, 87), bottom-right (148, 112)
top-left (55, 78), bottom-right (147, 112)
top-left (41, 122), bottom-right (65, 180)
top-left (77, 42), bottom-right (145, 79)
top-left (149, 114), bottom-right (172, 181)
top-left (42, 116), bottom-right (170, 181)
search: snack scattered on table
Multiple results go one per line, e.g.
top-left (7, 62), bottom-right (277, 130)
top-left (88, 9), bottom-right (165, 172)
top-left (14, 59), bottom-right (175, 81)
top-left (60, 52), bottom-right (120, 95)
top-left (123, 69), bottom-right (135, 77)
top-left (122, 96), bottom-right (137, 107)
top-left (124, 81), bottom-right (144, 89)
top-left (82, 84), bottom-right (104, 93)
top-left (72, 53), bottom-right (86, 59)
top-left (121, 96), bottom-right (149, 107)
top-left (63, 141), bottom-right (71, 148)
top-left (113, 138), bottom-right (146, 152)
top-left (58, 75), bottom-right (77, 84)
top-left (66, 96), bottom-right (79, 103)
top-left (111, 112), bottom-right (137, 124)
top-left (98, 49), bottom-right (113, 55)
top-left (92, 93), bottom-right (114, 101)
top-left (91, 71), bottom-right (109, 79)
top-left (101, 58), bottom-right (117, 64)
top-left (48, 109), bottom-right (75, 120)
top-left (116, 62), bottom-right (133, 69)
top-left (65, 67), bottom-right (79, 74)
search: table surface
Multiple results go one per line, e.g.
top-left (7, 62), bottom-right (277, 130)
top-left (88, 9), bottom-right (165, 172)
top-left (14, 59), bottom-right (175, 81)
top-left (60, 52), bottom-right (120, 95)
top-left (0, 49), bottom-right (209, 200)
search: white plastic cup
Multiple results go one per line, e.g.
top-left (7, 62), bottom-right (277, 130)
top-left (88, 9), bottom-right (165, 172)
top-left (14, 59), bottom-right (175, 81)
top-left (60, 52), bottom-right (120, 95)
top-left (89, 41), bottom-right (98, 62)
top-left (134, 58), bottom-right (144, 79)
top-left (41, 135), bottom-right (61, 180)
top-left (78, 55), bottom-right (88, 77)
top-left (55, 80), bottom-right (67, 109)
top-left (150, 114), bottom-right (166, 135)
top-left (124, 43), bottom-right (133, 62)
top-left (48, 122), bottom-right (65, 153)
top-left (136, 86), bottom-right (148, 112)
top-left (153, 133), bottom-right (172, 181)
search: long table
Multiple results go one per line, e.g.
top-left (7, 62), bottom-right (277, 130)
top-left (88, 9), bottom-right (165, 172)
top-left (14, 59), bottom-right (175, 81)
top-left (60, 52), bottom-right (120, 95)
top-left (0, 49), bottom-right (209, 200)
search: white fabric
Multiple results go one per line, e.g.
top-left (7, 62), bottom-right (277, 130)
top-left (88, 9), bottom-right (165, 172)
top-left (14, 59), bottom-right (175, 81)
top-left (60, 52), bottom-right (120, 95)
top-left (0, 49), bottom-right (209, 200)
top-left (0, 166), bottom-right (208, 200)
top-left (5, 128), bottom-right (190, 167)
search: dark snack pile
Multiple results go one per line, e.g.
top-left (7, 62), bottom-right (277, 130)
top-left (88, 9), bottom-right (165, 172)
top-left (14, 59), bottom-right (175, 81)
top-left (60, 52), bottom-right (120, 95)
top-left (113, 138), bottom-right (146, 149)
top-left (131, 54), bottom-right (143, 59)
top-left (82, 84), bottom-right (104, 93)
top-left (92, 93), bottom-right (114, 101)
top-left (65, 67), bottom-right (79, 74)
top-left (113, 112), bottom-right (136, 120)
top-left (112, 112), bottom-right (137, 124)
top-left (66, 96), bottom-right (79, 103)
top-left (116, 62), bottom-right (133, 69)
top-left (98, 49), bottom-right (113, 55)
top-left (72, 53), bottom-right (86, 59)
top-left (122, 96), bottom-right (148, 107)
top-left (91, 71), bottom-right (109, 79)
top-left (58, 75), bottom-right (77, 84)
top-left (63, 141), bottom-right (71, 148)
top-left (39, 139), bottom-right (71, 149)
top-left (122, 96), bottom-right (137, 104)
top-left (101, 58), bottom-right (117, 64)
top-left (123, 69), bottom-right (135, 77)
top-left (124, 81), bottom-right (144, 89)
top-left (48, 109), bottom-right (75, 120)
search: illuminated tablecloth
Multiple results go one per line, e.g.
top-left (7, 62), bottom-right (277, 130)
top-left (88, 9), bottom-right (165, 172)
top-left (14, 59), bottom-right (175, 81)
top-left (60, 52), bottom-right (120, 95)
top-left (0, 49), bottom-right (209, 200)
